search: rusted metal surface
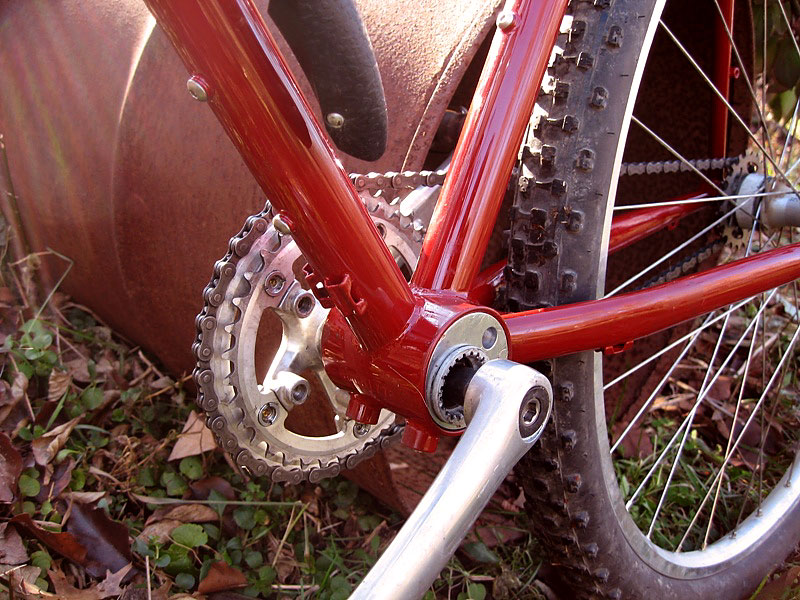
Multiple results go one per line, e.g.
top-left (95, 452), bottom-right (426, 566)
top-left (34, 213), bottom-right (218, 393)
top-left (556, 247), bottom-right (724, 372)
top-left (0, 0), bottom-right (499, 512)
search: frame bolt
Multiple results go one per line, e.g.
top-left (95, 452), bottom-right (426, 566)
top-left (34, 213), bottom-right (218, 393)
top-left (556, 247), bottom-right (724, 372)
top-left (326, 112), bottom-right (345, 129)
top-left (292, 290), bottom-right (316, 318)
top-left (186, 76), bottom-right (209, 102)
top-left (272, 214), bottom-right (292, 235)
top-left (496, 10), bottom-right (516, 30)
top-left (265, 271), bottom-right (286, 296)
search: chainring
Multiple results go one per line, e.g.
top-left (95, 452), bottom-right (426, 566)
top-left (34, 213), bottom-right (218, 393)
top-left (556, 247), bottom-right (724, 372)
top-left (193, 198), bottom-right (422, 483)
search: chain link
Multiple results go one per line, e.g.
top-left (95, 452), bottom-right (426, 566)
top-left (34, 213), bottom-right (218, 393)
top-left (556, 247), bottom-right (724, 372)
top-left (619, 157), bottom-right (739, 177)
top-left (350, 157), bottom-right (737, 194)
top-left (350, 170), bottom-right (448, 194)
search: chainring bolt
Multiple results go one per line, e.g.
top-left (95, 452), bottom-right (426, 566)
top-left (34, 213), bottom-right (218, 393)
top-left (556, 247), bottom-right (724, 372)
top-left (258, 402), bottom-right (278, 427)
top-left (290, 380), bottom-right (309, 405)
top-left (353, 423), bottom-right (371, 438)
top-left (265, 271), bottom-right (286, 296)
top-left (292, 291), bottom-right (316, 318)
top-left (273, 371), bottom-right (310, 406)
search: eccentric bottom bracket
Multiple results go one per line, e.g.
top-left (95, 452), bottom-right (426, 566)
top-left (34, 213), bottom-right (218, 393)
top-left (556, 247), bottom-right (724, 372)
top-left (425, 312), bottom-right (509, 430)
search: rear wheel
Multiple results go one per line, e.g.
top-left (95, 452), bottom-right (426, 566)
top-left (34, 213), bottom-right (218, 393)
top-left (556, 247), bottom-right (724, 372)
top-left (506, 1), bottom-right (800, 598)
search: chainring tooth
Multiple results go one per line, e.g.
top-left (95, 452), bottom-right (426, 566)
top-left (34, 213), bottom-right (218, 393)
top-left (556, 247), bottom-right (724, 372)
top-left (193, 195), bottom-right (421, 483)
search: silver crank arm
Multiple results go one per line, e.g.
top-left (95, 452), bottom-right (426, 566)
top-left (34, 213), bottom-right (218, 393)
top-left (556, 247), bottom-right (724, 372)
top-left (350, 359), bottom-right (553, 600)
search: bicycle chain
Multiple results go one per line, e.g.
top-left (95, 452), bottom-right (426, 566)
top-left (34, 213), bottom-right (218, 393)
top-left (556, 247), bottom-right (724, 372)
top-left (349, 157), bottom-right (737, 194)
top-left (194, 157), bottom-right (737, 482)
top-left (619, 157), bottom-right (738, 177)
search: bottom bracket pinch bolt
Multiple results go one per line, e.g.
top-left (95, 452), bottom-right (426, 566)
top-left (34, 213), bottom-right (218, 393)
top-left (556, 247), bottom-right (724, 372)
top-left (350, 359), bottom-right (553, 600)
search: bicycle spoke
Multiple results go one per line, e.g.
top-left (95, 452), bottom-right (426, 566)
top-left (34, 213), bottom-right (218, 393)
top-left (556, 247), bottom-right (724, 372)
top-left (644, 278), bottom-right (752, 538)
top-left (653, 206), bottom-right (763, 544)
top-left (702, 311), bottom-right (761, 548)
top-left (630, 116), bottom-right (726, 196)
top-left (761, 0), bottom-right (771, 172)
top-left (606, 204), bottom-right (739, 297)
top-left (611, 322), bottom-right (706, 453)
top-left (659, 20), bottom-right (796, 189)
top-left (612, 190), bottom-right (790, 211)
top-left (647, 407), bottom-right (696, 539)
top-left (625, 293), bottom-right (773, 509)
top-left (779, 96), bottom-right (800, 172)
top-left (677, 321), bottom-right (800, 550)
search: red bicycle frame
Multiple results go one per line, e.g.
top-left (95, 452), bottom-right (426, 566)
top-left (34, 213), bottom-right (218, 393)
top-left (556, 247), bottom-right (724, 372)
top-left (144, 0), bottom-right (800, 449)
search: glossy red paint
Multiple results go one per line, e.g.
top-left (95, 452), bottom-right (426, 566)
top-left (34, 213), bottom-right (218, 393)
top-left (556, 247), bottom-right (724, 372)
top-left (468, 260), bottom-right (506, 305)
top-left (321, 289), bottom-right (510, 451)
top-left (505, 242), bottom-right (800, 363)
top-left (712, 0), bottom-right (735, 156)
top-left (142, 0), bottom-right (413, 351)
top-left (609, 201), bottom-right (704, 254)
top-left (412, 0), bottom-right (569, 292)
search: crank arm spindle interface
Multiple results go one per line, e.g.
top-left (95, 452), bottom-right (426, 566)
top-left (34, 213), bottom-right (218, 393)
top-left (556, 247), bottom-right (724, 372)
top-left (351, 360), bottom-right (552, 600)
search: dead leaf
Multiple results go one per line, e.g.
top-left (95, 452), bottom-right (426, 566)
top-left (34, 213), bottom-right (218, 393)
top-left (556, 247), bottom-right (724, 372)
top-left (36, 457), bottom-right (75, 503)
top-left (136, 520), bottom-right (182, 545)
top-left (268, 534), bottom-right (299, 583)
top-left (11, 514), bottom-right (89, 568)
top-left (47, 370), bottom-right (71, 403)
top-left (65, 502), bottom-right (136, 580)
top-left (612, 421), bottom-right (654, 460)
top-left (63, 491), bottom-right (107, 504)
top-left (63, 357), bottom-right (91, 383)
top-left (0, 431), bottom-right (23, 502)
top-left (7, 565), bottom-right (48, 599)
top-left (146, 503), bottom-right (219, 526)
top-left (95, 563), bottom-right (133, 598)
top-left (0, 380), bottom-right (18, 425)
top-left (48, 565), bottom-right (130, 600)
top-left (10, 370), bottom-right (28, 404)
top-left (120, 580), bottom-right (170, 600)
top-left (32, 417), bottom-right (80, 466)
top-left (0, 523), bottom-right (28, 565)
top-left (189, 476), bottom-right (236, 501)
top-left (197, 561), bottom-right (248, 594)
top-left (707, 375), bottom-right (732, 402)
top-left (168, 411), bottom-right (217, 461)
top-left (49, 569), bottom-right (101, 600)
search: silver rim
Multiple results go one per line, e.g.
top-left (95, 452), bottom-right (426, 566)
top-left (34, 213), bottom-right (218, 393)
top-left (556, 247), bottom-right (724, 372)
top-left (594, 0), bottom-right (800, 575)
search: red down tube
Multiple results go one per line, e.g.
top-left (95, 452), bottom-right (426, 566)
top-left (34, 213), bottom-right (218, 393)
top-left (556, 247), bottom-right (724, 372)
top-left (143, 0), bottom-right (414, 351)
